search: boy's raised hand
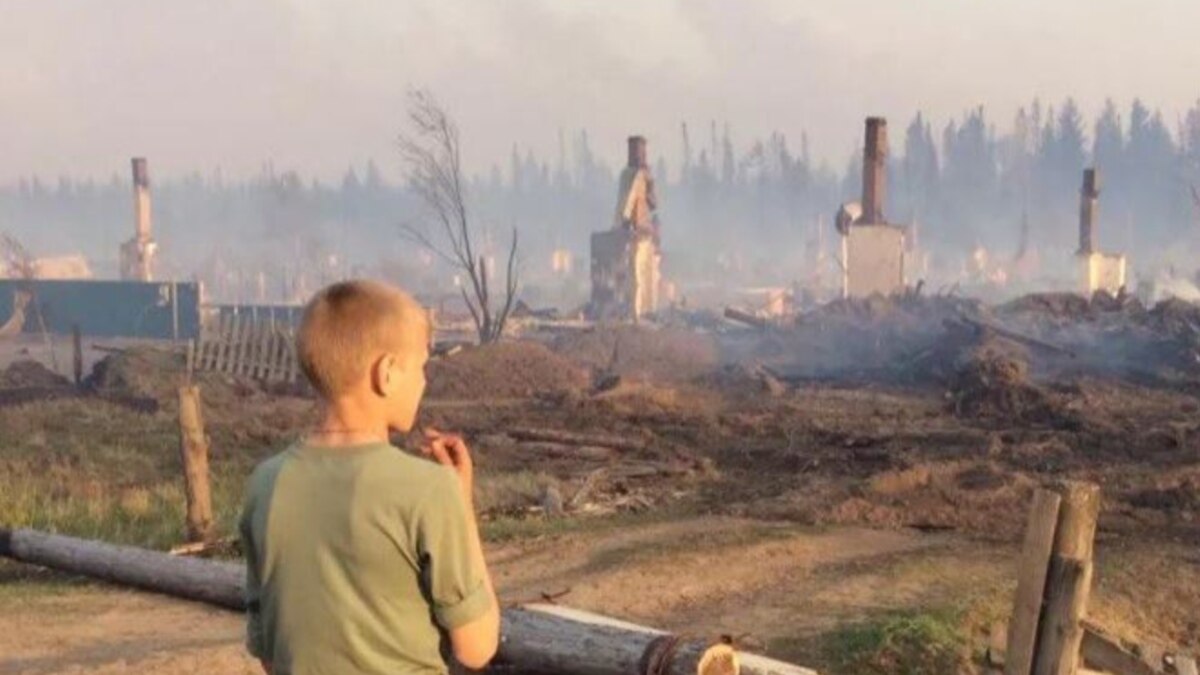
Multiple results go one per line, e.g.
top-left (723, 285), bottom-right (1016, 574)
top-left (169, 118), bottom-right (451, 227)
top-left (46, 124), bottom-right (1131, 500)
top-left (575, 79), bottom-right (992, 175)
top-left (421, 427), bottom-right (475, 500)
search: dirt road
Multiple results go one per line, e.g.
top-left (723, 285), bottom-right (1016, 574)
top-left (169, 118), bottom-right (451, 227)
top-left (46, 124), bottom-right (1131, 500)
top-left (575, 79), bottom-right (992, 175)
top-left (1, 519), bottom-right (973, 674)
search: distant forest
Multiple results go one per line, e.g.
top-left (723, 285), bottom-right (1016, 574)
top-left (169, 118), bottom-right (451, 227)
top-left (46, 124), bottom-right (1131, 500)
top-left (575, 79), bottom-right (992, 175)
top-left (2, 97), bottom-right (1199, 303)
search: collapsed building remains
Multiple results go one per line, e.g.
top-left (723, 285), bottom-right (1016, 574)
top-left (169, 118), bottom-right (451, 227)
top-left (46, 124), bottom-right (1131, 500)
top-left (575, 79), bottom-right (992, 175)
top-left (1076, 168), bottom-right (1127, 295)
top-left (588, 136), bottom-right (662, 321)
top-left (120, 157), bottom-right (158, 282)
top-left (837, 118), bottom-right (907, 298)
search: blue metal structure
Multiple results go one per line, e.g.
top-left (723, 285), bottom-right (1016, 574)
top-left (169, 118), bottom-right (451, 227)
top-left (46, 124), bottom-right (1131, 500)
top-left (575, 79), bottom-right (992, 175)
top-left (0, 279), bottom-right (201, 339)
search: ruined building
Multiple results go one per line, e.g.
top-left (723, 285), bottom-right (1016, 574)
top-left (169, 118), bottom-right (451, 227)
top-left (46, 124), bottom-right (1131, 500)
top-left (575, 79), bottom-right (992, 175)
top-left (588, 136), bottom-right (662, 320)
top-left (119, 157), bottom-right (157, 281)
top-left (1076, 168), bottom-right (1127, 295)
top-left (835, 118), bottom-right (907, 298)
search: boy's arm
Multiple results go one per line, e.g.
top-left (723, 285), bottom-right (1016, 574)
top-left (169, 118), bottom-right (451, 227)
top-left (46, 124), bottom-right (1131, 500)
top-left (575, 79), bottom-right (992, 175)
top-left (239, 498), bottom-right (271, 672)
top-left (447, 490), bottom-right (500, 669)
top-left (421, 430), bottom-right (501, 670)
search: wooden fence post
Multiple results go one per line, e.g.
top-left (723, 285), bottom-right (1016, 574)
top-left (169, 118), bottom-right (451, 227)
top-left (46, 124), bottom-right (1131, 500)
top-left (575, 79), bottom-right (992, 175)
top-left (71, 324), bottom-right (83, 385)
top-left (1032, 481), bottom-right (1099, 675)
top-left (176, 386), bottom-right (214, 543)
top-left (1006, 489), bottom-right (1063, 675)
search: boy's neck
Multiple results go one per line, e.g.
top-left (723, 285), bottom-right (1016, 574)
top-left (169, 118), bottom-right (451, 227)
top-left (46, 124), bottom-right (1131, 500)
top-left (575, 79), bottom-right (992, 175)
top-left (310, 396), bottom-right (390, 448)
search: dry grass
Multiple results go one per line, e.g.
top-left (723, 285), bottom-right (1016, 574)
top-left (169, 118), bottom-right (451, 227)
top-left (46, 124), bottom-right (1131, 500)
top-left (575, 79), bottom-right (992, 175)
top-left (0, 397), bottom-right (277, 549)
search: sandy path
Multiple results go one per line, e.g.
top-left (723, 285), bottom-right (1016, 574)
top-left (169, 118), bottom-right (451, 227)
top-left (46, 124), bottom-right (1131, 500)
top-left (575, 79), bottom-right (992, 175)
top-left (0, 519), bottom-right (980, 674)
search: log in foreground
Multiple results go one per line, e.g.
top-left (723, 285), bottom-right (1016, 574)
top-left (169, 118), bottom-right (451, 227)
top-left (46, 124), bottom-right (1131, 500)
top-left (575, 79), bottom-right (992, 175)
top-left (0, 528), bottom-right (815, 675)
top-left (0, 526), bottom-right (243, 609)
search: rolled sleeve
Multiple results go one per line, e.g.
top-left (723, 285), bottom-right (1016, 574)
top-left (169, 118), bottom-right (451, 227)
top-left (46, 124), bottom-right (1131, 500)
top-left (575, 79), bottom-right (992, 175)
top-left (417, 469), bottom-right (491, 630)
top-left (433, 577), bottom-right (492, 629)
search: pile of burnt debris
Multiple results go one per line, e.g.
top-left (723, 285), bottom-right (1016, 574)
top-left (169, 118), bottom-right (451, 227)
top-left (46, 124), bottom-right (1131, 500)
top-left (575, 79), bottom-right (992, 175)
top-left (711, 289), bottom-right (1200, 422)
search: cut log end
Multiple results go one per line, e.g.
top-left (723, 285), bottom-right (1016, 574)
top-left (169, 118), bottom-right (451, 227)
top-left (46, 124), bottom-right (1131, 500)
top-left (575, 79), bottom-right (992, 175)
top-left (697, 644), bottom-right (739, 675)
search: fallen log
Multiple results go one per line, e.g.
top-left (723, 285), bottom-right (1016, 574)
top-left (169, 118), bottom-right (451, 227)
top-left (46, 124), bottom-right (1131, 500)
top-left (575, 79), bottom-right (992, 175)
top-left (723, 307), bottom-right (768, 330)
top-left (0, 528), bottom-right (814, 675)
top-left (957, 315), bottom-right (1076, 358)
top-left (0, 527), bottom-right (243, 609)
top-left (517, 604), bottom-right (817, 675)
top-left (508, 427), bottom-right (648, 453)
top-left (517, 441), bottom-right (615, 462)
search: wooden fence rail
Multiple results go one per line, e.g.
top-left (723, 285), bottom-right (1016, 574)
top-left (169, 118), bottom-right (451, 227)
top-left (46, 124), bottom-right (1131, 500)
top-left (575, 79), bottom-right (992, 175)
top-left (189, 313), bottom-right (298, 383)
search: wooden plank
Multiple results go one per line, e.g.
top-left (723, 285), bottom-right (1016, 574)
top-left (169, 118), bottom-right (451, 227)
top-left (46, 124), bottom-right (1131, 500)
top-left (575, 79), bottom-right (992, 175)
top-left (209, 313), bottom-right (226, 371)
top-left (264, 327), bottom-right (281, 381)
top-left (195, 317), bottom-right (211, 371)
top-left (274, 328), bottom-right (289, 381)
top-left (284, 326), bottom-right (296, 381)
top-left (246, 319), bottom-right (262, 379)
top-left (256, 320), bottom-right (272, 379)
top-left (232, 313), bottom-right (248, 376)
top-left (1176, 655), bottom-right (1199, 675)
top-left (1006, 488), bottom-right (1063, 675)
top-left (1080, 627), bottom-right (1157, 675)
top-left (217, 313), bottom-right (234, 374)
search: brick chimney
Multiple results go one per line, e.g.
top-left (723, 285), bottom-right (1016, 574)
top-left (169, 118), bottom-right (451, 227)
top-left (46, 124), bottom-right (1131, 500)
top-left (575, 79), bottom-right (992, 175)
top-left (861, 117), bottom-right (888, 224)
top-left (131, 157), bottom-right (152, 241)
top-left (1079, 168), bottom-right (1099, 254)
top-left (627, 136), bottom-right (648, 169)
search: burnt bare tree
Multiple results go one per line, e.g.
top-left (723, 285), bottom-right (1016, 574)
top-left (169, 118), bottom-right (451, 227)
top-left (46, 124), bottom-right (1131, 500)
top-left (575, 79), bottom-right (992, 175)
top-left (0, 232), bottom-right (35, 280)
top-left (398, 89), bottom-right (518, 344)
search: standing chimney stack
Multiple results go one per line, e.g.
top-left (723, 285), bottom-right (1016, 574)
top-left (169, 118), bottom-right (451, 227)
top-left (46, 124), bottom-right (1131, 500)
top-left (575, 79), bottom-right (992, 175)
top-left (1079, 168), bottom-right (1099, 254)
top-left (132, 157), bottom-right (152, 241)
top-left (119, 157), bottom-right (157, 281)
top-left (861, 117), bottom-right (888, 224)
top-left (627, 136), bottom-right (648, 169)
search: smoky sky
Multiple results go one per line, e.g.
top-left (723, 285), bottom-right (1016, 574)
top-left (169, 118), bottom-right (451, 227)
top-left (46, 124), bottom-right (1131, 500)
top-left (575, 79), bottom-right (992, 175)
top-left (4, 0), bottom-right (1200, 183)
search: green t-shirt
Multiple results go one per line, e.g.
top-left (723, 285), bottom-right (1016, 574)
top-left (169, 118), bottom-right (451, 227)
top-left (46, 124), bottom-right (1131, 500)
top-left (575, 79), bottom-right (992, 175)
top-left (239, 442), bottom-right (490, 674)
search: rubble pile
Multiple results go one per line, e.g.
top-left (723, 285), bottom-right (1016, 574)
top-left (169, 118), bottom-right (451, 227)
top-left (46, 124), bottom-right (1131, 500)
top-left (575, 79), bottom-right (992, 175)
top-left (948, 340), bottom-right (1064, 424)
top-left (0, 359), bottom-right (70, 389)
top-left (729, 291), bottom-right (1200, 391)
top-left (425, 341), bottom-right (589, 400)
top-left (736, 294), bottom-right (987, 383)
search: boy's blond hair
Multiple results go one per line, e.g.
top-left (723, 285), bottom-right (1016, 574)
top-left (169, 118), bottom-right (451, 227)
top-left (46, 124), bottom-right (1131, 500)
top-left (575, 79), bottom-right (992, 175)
top-left (297, 280), bottom-right (429, 397)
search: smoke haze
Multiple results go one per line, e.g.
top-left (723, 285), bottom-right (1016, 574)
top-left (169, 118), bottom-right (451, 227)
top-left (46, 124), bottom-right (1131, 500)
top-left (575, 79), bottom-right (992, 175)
top-left (5, 0), bottom-right (1200, 181)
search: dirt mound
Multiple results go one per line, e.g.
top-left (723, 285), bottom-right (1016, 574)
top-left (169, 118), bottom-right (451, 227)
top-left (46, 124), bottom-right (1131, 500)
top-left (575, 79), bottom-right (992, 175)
top-left (85, 347), bottom-right (184, 400)
top-left (551, 325), bottom-right (719, 382)
top-left (84, 347), bottom-right (267, 412)
top-left (948, 340), bottom-right (1068, 424)
top-left (0, 360), bottom-right (70, 389)
top-left (425, 341), bottom-right (589, 400)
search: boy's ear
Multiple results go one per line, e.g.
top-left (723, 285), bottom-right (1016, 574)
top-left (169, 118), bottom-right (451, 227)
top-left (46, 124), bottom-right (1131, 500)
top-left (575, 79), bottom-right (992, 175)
top-left (371, 354), bottom-right (393, 397)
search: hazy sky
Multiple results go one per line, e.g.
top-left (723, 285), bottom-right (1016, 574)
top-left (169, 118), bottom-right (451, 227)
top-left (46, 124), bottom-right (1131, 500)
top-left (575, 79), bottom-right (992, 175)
top-left (5, 0), bottom-right (1200, 183)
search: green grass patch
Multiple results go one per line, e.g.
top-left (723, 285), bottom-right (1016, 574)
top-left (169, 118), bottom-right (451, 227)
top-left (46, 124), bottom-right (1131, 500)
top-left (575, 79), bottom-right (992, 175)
top-left (808, 607), bottom-right (972, 675)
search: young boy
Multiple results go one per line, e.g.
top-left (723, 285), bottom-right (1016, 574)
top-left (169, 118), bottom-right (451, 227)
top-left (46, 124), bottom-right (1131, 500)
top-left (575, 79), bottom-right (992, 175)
top-left (239, 280), bottom-right (500, 674)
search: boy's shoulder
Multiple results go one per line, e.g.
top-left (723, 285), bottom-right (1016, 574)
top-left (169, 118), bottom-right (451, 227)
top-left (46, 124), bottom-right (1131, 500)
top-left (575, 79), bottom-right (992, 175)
top-left (249, 443), bottom-right (457, 496)
top-left (362, 446), bottom-right (459, 495)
